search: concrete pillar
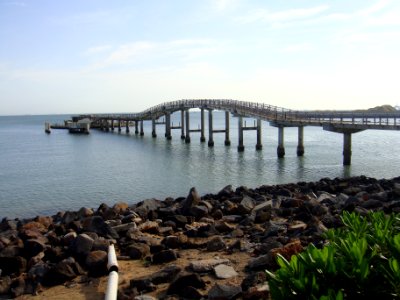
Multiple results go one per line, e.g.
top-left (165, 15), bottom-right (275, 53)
top-left (277, 126), bottom-right (285, 158)
top-left (200, 108), bottom-right (206, 142)
top-left (238, 116), bottom-right (244, 152)
top-left (105, 121), bottom-right (110, 132)
top-left (181, 110), bottom-right (185, 139)
top-left (135, 121), bottom-right (139, 135)
top-left (118, 120), bottom-right (121, 132)
top-left (185, 110), bottom-right (191, 143)
top-left (343, 132), bottom-right (352, 166)
top-left (152, 119), bottom-right (157, 138)
top-left (111, 120), bottom-right (114, 131)
top-left (125, 121), bottom-right (130, 133)
top-left (140, 120), bottom-right (144, 136)
top-left (208, 109), bottom-right (214, 147)
top-left (297, 126), bottom-right (304, 156)
top-left (225, 111), bottom-right (231, 146)
top-left (165, 112), bottom-right (172, 140)
top-left (256, 119), bottom-right (262, 150)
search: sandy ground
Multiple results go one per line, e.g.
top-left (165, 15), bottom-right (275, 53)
top-left (17, 248), bottom-right (252, 299)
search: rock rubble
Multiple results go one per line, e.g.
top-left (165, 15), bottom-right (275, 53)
top-left (1, 175), bottom-right (400, 298)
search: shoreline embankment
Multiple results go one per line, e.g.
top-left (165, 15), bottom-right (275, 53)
top-left (1, 175), bottom-right (400, 299)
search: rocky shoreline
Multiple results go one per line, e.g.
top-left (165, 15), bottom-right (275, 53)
top-left (1, 175), bottom-right (400, 299)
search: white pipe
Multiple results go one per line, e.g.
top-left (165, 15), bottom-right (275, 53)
top-left (105, 271), bottom-right (119, 300)
top-left (107, 244), bottom-right (119, 271)
top-left (105, 244), bottom-right (119, 300)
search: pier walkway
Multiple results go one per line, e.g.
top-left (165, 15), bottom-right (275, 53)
top-left (73, 99), bottom-right (400, 165)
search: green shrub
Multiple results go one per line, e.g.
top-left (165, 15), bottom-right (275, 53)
top-left (266, 211), bottom-right (400, 299)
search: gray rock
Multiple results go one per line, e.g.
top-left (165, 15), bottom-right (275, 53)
top-left (246, 252), bottom-right (276, 271)
top-left (82, 216), bottom-right (119, 239)
top-left (126, 243), bottom-right (150, 259)
top-left (85, 250), bottom-right (108, 276)
top-left (150, 264), bottom-right (182, 284)
top-left (73, 234), bottom-right (94, 256)
top-left (239, 196), bottom-right (256, 214)
top-left (77, 207), bottom-right (94, 219)
top-left (181, 187), bottom-right (201, 214)
top-left (190, 258), bottom-right (230, 272)
top-left (207, 236), bottom-right (226, 251)
top-left (152, 249), bottom-right (177, 264)
top-left (218, 185), bottom-right (234, 198)
top-left (214, 264), bottom-right (238, 279)
top-left (62, 232), bottom-right (77, 246)
top-left (190, 205), bottom-right (209, 220)
top-left (112, 222), bottom-right (137, 233)
top-left (208, 283), bottom-right (242, 300)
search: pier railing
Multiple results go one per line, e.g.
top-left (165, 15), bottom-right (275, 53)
top-left (78, 99), bottom-right (400, 128)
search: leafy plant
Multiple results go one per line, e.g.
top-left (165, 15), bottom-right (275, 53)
top-left (266, 211), bottom-right (400, 299)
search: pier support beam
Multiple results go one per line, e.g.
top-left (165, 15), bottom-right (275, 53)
top-left (111, 120), bottom-right (114, 131)
top-left (343, 132), bottom-right (352, 166)
top-left (322, 125), bottom-right (364, 166)
top-left (277, 126), bottom-right (285, 158)
top-left (118, 120), bottom-right (121, 132)
top-left (185, 110), bottom-right (191, 143)
top-left (181, 110), bottom-right (185, 139)
top-left (297, 126), bottom-right (304, 156)
top-left (165, 112), bottom-right (172, 140)
top-left (152, 119), bottom-right (157, 137)
top-left (225, 111), bottom-right (231, 146)
top-left (200, 108), bottom-right (206, 142)
top-left (238, 116), bottom-right (244, 152)
top-left (208, 109), bottom-right (214, 147)
top-left (125, 121), bottom-right (130, 133)
top-left (256, 119), bottom-right (262, 150)
top-left (140, 120), bottom-right (144, 136)
top-left (135, 121), bottom-right (139, 135)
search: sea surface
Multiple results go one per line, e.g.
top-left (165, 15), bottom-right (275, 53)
top-left (1, 112), bottom-right (400, 219)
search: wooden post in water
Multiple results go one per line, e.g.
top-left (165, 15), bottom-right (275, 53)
top-left (297, 126), bottom-right (304, 156)
top-left (140, 120), bottom-right (144, 136)
top-left (238, 116), bottom-right (244, 152)
top-left (256, 119), bottom-right (262, 150)
top-left (208, 109), bottom-right (214, 147)
top-left (111, 120), bottom-right (114, 131)
top-left (118, 120), bottom-right (121, 132)
top-left (277, 126), bottom-right (285, 158)
top-left (135, 121), bottom-right (139, 135)
top-left (165, 112), bottom-right (172, 140)
top-left (152, 118), bottom-right (157, 137)
top-left (200, 108), bottom-right (206, 142)
top-left (181, 110), bottom-right (185, 139)
top-left (185, 110), bottom-right (191, 143)
top-left (45, 122), bottom-right (51, 134)
top-left (125, 121), bottom-right (130, 133)
top-left (343, 132), bottom-right (352, 165)
top-left (225, 111), bottom-right (231, 146)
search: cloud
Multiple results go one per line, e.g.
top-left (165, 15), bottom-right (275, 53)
top-left (282, 43), bottom-right (314, 53)
top-left (237, 5), bottom-right (330, 24)
top-left (86, 39), bottom-right (221, 70)
top-left (83, 45), bottom-right (113, 56)
top-left (1, 1), bottom-right (26, 7)
top-left (214, 0), bottom-right (238, 11)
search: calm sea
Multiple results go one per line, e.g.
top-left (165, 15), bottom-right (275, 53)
top-left (1, 112), bottom-right (399, 219)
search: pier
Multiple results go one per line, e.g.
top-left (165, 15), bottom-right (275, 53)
top-left (53, 99), bottom-right (400, 165)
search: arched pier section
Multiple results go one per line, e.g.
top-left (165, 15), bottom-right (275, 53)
top-left (74, 99), bottom-right (400, 165)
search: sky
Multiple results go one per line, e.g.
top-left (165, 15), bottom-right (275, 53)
top-left (1, 0), bottom-right (400, 115)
